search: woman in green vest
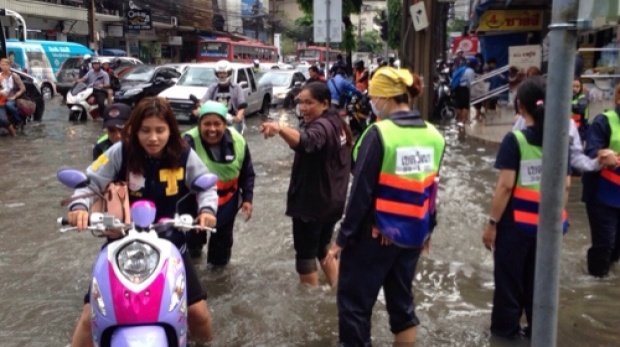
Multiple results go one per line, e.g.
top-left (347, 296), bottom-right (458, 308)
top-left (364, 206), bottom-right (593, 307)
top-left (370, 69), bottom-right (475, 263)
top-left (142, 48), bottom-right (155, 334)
top-left (183, 101), bottom-right (256, 266)
top-left (324, 68), bottom-right (446, 346)
top-left (483, 76), bottom-right (571, 339)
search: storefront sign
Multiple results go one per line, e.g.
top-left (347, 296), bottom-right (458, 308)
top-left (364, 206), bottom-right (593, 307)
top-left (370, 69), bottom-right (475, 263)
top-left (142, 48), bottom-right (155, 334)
top-left (509, 45), bottom-right (541, 71)
top-left (107, 25), bottom-right (124, 38)
top-left (169, 36), bottom-right (183, 46)
top-left (126, 8), bottom-right (152, 30)
top-left (451, 36), bottom-right (479, 55)
top-left (479, 10), bottom-right (543, 32)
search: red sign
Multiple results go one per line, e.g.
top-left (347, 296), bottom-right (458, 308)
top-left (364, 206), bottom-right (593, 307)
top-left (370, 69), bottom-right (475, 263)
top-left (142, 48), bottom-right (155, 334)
top-left (452, 36), bottom-right (479, 55)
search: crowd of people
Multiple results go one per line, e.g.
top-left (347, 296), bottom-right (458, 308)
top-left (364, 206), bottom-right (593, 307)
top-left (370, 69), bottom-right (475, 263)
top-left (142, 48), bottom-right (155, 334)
top-left (58, 47), bottom-right (620, 345)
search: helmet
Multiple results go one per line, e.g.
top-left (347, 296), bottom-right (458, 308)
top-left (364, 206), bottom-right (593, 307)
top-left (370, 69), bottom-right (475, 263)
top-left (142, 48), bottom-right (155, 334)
top-left (100, 58), bottom-right (111, 66)
top-left (253, 59), bottom-right (260, 67)
top-left (214, 60), bottom-right (233, 84)
top-left (91, 58), bottom-right (100, 65)
top-left (198, 100), bottom-right (228, 120)
top-left (83, 54), bottom-right (92, 60)
top-left (112, 57), bottom-right (121, 67)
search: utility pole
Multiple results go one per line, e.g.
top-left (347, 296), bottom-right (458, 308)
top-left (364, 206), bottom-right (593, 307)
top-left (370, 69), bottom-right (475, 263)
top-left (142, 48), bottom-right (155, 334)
top-left (326, 0), bottom-right (331, 81)
top-left (384, 2), bottom-right (389, 60)
top-left (532, 0), bottom-right (578, 346)
top-left (87, 0), bottom-right (97, 52)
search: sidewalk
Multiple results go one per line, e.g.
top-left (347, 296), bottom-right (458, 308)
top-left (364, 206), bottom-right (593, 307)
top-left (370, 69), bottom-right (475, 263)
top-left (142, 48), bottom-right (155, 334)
top-left (466, 99), bottom-right (613, 145)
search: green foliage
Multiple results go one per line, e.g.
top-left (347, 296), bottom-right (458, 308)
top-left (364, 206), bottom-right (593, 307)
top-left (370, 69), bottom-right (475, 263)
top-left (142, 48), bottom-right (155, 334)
top-left (280, 36), bottom-right (297, 55)
top-left (447, 17), bottom-right (469, 35)
top-left (342, 26), bottom-right (356, 52)
top-left (358, 31), bottom-right (383, 53)
top-left (284, 14), bottom-right (314, 44)
top-left (387, 0), bottom-right (400, 50)
top-left (297, 0), bottom-right (362, 15)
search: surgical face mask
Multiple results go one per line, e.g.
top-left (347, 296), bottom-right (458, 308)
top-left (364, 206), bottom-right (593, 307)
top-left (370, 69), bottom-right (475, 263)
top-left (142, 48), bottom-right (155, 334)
top-left (370, 98), bottom-right (387, 117)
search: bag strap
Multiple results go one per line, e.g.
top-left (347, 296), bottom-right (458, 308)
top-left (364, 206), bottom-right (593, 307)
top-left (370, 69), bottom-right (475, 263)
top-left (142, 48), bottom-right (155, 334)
top-left (329, 78), bottom-right (342, 96)
top-left (60, 190), bottom-right (102, 207)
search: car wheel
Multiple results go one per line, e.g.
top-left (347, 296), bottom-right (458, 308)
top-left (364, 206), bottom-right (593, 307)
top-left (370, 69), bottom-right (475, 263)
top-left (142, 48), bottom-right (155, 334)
top-left (261, 95), bottom-right (271, 115)
top-left (41, 83), bottom-right (53, 100)
top-left (69, 110), bottom-right (81, 122)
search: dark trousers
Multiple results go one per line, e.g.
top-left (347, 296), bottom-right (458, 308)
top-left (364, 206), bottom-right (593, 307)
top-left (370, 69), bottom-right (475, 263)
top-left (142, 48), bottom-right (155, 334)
top-left (586, 200), bottom-right (620, 277)
top-left (491, 226), bottom-right (536, 339)
top-left (187, 218), bottom-right (235, 266)
top-left (337, 232), bottom-right (421, 346)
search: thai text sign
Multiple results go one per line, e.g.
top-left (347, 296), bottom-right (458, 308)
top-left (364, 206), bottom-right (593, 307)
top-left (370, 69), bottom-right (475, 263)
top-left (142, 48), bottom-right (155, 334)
top-left (509, 45), bottom-right (541, 71)
top-left (479, 10), bottom-right (543, 32)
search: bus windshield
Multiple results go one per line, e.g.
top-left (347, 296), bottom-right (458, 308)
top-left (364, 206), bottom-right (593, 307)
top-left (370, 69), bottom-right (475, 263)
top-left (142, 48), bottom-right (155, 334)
top-left (177, 66), bottom-right (217, 86)
top-left (299, 50), bottom-right (319, 59)
top-left (200, 42), bottom-right (229, 58)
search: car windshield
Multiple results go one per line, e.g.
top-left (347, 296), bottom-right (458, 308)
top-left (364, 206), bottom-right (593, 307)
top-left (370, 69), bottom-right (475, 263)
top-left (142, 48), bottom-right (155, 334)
top-left (177, 67), bottom-right (217, 86)
top-left (122, 66), bottom-right (155, 82)
top-left (258, 72), bottom-right (291, 87)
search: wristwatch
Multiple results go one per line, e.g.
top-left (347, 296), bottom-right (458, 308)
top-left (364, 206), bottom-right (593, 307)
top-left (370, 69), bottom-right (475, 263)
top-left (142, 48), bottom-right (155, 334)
top-left (488, 217), bottom-right (498, 226)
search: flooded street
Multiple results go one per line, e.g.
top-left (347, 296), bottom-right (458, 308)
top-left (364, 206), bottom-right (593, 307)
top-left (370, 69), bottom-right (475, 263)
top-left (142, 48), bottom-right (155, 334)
top-left (0, 99), bottom-right (618, 347)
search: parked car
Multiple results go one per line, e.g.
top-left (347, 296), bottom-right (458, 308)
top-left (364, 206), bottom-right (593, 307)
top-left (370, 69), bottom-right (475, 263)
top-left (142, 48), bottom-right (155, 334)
top-left (12, 68), bottom-right (45, 121)
top-left (258, 70), bottom-right (305, 108)
top-left (114, 65), bottom-right (182, 106)
top-left (159, 62), bottom-right (272, 122)
top-left (56, 56), bottom-right (143, 98)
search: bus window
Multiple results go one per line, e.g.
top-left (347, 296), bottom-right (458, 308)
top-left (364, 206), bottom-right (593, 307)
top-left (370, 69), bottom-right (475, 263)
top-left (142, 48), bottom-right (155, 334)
top-left (200, 42), bottom-right (229, 58)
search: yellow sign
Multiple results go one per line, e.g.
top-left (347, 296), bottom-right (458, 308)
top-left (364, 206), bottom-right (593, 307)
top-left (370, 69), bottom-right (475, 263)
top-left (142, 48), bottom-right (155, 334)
top-left (479, 10), bottom-right (543, 32)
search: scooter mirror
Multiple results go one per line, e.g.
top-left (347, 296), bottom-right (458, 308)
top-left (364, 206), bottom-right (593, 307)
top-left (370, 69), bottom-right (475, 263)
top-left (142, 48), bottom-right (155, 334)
top-left (57, 169), bottom-right (90, 189)
top-left (130, 200), bottom-right (157, 228)
top-left (191, 174), bottom-right (218, 192)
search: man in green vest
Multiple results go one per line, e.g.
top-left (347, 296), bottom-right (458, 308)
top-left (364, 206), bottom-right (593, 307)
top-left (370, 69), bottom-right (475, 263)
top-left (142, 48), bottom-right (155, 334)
top-left (184, 101), bottom-right (256, 266)
top-left (92, 103), bottom-right (131, 160)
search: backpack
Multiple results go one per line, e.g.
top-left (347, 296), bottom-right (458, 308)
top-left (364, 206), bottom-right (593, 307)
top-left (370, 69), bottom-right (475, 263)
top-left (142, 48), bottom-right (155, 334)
top-left (450, 66), bottom-right (467, 90)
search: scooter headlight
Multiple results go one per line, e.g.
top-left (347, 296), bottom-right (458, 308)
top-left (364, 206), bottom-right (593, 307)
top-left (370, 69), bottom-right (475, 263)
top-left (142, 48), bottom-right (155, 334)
top-left (117, 241), bottom-right (159, 284)
top-left (169, 274), bottom-right (185, 312)
top-left (91, 277), bottom-right (106, 316)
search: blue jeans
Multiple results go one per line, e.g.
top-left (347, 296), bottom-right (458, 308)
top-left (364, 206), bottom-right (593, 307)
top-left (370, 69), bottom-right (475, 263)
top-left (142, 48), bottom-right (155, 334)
top-left (0, 107), bottom-right (10, 128)
top-left (5, 100), bottom-right (20, 123)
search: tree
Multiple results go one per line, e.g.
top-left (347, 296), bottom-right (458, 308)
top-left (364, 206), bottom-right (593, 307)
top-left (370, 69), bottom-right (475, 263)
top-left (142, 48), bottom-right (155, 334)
top-left (358, 31), bottom-right (383, 53)
top-left (280, 36), bottom-right (297, 56)
top-left (296, 0), bottom-right (362, 69)
top-left (283, 14), bottom-right (315, 45)
top-left (387, 0), bottom-right (400, 50)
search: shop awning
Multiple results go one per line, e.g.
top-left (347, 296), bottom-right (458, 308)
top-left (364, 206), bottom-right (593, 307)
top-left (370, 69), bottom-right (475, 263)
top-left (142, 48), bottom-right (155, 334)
top-left (471, 0), bottom-right (551, 31)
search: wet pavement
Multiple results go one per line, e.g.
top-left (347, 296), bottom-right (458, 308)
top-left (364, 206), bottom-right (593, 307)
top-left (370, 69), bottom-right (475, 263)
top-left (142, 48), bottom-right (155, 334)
top-left (0, 98), bottom-right (618, 346)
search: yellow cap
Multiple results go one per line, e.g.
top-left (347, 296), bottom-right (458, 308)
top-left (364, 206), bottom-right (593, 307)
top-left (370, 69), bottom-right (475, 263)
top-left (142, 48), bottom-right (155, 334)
top-left (368, 67), bottom-right (415, 98)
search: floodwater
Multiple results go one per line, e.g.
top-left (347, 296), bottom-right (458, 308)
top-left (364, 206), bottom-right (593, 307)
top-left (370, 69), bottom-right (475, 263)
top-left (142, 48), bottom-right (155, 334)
top-left (0, 99), bottom-right (618, 346)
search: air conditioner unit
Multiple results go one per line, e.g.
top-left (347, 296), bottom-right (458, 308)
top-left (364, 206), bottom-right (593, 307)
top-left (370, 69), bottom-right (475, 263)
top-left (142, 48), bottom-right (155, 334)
top-left (171, 16), bottom-right (178, 26)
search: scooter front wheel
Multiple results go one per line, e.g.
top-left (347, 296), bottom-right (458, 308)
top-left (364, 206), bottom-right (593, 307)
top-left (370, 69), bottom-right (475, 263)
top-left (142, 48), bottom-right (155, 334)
top-left (441, 106), bottom-right (457, 121)
top-left (69, 110), bottom-right (81, 122)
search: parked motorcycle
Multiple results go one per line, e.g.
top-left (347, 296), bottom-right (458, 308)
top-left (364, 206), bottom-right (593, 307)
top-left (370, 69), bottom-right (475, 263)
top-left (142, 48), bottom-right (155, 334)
top-left (66, 82), bottom-right (107, 121)
top-left (432, 60), bottom-right (456, 122)
top-left (56, 169), bottom-right (217, 347)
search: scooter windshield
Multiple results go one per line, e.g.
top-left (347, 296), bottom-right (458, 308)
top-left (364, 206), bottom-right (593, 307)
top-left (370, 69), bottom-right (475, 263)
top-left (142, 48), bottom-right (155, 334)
top-left (71, 83), bottom-right (87, 94)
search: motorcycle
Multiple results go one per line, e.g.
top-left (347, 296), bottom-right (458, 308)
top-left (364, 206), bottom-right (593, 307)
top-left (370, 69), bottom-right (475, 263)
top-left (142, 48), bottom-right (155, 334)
top-left (66, 81), bottom-right (108, 122)
top-left (432, 60), bottom-right (457, 122)
top-left (344, 91), bottom-right (374, 137)
top-left (56, 169), bottom-right (217, 347)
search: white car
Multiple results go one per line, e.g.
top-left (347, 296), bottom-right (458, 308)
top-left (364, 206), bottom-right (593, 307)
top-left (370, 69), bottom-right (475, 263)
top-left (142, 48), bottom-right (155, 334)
top-left (158, 62), bottom-right (273, 122)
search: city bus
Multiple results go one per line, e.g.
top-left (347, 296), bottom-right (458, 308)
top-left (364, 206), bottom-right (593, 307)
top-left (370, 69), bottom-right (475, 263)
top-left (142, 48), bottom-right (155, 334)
top-left (197, 37), bottom-right (278, 63)
top-left (297, 46), bottom-right (341, 65)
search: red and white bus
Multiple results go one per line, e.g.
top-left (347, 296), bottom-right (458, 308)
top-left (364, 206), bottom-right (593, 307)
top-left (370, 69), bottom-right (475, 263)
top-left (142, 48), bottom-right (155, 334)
top-left (297, 46), bottom-right (341, 65)
top-left (197, 37), bottom-right (278, 63)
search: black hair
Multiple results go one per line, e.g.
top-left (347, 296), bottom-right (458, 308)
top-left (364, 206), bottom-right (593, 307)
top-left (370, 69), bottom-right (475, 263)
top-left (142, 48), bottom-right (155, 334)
top-left (309, 66), bottom-right (319, 73)
top-left (337, 54), bottom-right (343, 60)
top-left (516, 76), bottom-right (546, 141)
top-left (487, 58), bottom-right (497, 65)
top-left (300, 82), bottom-right (353, 146)
top-left (301, 81), bottom-right (331, 104)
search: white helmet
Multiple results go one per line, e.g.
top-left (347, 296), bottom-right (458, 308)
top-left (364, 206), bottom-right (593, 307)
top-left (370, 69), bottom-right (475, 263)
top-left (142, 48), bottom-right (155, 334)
top-left (253, 59), bottom-right (260, 67)
top-left (215, 60), bottom-right (233, 84)
top-left (83, 54), bottom-right (92, 60)
top-left (99, 58), bottom-right (111, 66)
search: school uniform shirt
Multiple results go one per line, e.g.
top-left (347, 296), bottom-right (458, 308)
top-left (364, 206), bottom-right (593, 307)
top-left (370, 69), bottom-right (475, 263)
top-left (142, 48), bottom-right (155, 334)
top-left (69, 142), bottom-right (218, 221)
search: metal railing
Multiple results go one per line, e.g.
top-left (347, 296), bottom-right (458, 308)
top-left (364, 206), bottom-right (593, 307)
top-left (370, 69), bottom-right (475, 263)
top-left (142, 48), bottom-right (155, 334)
top-left (469, 65), bottom-right (510, 104)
